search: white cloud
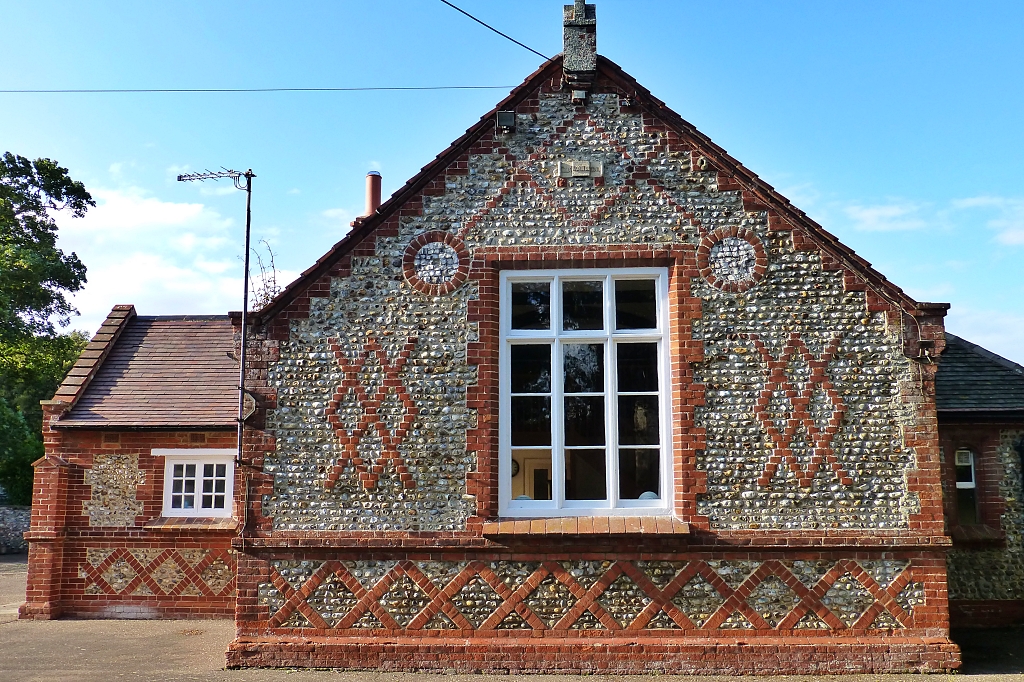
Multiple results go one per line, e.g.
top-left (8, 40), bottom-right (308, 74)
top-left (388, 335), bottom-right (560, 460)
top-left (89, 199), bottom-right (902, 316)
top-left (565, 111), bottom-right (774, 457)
top-left (945, 307), bottom-right (1024, 366)
top-left (198, 185), bottom-right (239, 197)
top-left (321, 207), bottom-right (355, 222)
top-left (54, 186), bottom-right (247, 335)
top-left (844, 202), bottom-right (928, 232)
top-left (287, 188), bottom-right (301, 195)
top-left (952, 196), bottom-right (1024, 245)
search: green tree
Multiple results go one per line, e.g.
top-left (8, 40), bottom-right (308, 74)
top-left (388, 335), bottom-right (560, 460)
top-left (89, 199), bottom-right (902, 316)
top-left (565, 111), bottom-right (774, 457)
top-left (0, 152), bottom-right (91, 340)
top-left (0, 153), bottom-right (92, 504)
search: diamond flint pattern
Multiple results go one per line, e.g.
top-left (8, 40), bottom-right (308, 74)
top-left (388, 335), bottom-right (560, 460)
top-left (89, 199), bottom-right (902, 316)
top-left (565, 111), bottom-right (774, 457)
top-left (257, 557), bottom-right (922, 634)
top-left (78, 547), bottom-right (235, 597)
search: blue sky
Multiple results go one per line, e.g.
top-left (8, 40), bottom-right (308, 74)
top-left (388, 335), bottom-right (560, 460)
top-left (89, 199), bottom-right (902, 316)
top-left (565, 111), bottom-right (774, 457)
top-left (2, 0), bottom-right (1023, 362)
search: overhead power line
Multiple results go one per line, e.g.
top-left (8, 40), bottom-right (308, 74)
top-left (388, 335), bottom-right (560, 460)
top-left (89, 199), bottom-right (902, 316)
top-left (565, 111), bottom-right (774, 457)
top-left (438, 0), bottom-right (550, 61)
top-left (0, 85), bottom-right (517, 94)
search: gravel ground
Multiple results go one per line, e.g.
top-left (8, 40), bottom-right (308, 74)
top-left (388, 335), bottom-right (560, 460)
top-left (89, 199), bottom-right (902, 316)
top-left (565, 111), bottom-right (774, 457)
top-left (2, 554), bottom-right (1022, 681)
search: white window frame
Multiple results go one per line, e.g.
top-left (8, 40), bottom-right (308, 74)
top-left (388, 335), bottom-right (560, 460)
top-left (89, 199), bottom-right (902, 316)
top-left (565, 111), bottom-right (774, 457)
top-left (154, 449), bottom-right (235, 518)
top-left (498, 267), bottom-right (673, 517)
top-left (954, 448), bottom-right (976, 490)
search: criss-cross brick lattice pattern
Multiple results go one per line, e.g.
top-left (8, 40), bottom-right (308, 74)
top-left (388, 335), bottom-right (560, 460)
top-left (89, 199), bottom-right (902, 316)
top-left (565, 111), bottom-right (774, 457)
top-left (749, 332), bottom-right (851, 488)
top-left (324, 334), bottom-right (419, 490)
top-left (453, 112), bottom-right (699, 242)
top-left (78, 547), bottom-right (235, 597)
top-left (258, 558), bottom-right (923, 634)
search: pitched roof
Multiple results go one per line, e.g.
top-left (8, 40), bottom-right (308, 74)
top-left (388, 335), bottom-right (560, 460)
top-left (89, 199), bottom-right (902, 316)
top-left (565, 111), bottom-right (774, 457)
top-left (254, 54), bottom-right (936, 326)
top-left (55, 313), bottom-right (237, 429)
top-left (935, 333), bottom-right (1024, 413)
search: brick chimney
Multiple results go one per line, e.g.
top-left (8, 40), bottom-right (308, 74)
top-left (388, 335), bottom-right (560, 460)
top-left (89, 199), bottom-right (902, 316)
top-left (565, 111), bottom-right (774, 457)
top-left (563, 0), bottom-right (596, 92)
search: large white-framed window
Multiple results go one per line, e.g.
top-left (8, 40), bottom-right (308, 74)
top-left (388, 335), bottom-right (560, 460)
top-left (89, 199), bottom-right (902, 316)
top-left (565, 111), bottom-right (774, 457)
top-left (154, 449), bottom-right (235, 518)
top-left (498, 268), bottom-right (672, 517)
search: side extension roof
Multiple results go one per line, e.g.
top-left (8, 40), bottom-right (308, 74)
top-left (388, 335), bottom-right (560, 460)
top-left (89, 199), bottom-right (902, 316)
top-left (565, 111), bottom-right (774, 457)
top-left (53, 306), bottom-right (237, 429)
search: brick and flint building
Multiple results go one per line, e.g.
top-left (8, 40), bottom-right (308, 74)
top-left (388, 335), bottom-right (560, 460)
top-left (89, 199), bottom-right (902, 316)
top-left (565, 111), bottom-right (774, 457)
top-left (23, 2), bottom-right (1024, 673)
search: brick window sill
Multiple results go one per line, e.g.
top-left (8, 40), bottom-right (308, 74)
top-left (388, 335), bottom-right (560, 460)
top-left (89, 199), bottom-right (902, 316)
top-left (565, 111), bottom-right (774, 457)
top-left (481, 516), bottom-right (689, 537)
top-left (951, 523), bottom-right (1004, 546)
top-left (144, 516), bottom-right (238, 532)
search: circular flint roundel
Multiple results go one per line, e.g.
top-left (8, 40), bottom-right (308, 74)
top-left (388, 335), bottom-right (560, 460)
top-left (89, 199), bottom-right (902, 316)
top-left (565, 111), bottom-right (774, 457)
top-left (697, 227), bottom-right (767, 293)
top-left (403, 231), bottom-right (469, 295)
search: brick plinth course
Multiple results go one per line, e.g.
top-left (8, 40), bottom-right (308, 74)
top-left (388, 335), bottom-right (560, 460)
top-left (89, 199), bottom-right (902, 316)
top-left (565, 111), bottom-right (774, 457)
top-left (226, 637), bottom-right (960, 674)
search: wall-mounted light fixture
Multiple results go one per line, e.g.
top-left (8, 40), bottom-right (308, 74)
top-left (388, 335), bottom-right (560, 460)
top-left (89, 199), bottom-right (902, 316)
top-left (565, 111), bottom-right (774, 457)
top-left (496, 111), bottom-right (516, 135)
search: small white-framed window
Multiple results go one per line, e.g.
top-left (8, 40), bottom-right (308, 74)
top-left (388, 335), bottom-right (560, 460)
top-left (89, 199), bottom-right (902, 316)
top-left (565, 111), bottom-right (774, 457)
top-left (954, 448), bottom-right (978, 525)
top-left (498, 268), bottom-right (672, 517)
top-left (154, 449), bottom-right (235, 518)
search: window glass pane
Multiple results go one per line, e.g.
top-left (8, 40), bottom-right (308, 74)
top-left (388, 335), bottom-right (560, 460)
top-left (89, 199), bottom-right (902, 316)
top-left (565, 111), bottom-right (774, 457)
top-left (203, 479), bottom-right (214, 494)
top-left (204, 463), bottom-right (214, 477)
top-left (215, 480), bottom-right (225, 493)
top-left (216, 464), bottom-right (226, 477)
top-left (615, 279), bottom-right (657, 329)
top-left (619, 449), bottom-right (660, 500)
top-left (564, 396), bottom-right (605, 446)
top-left (185, 463), bottom-right (196, 477)
top-left (618, 395), bottom-right (660, 445)
top-left (566, 449), bottom-right (607, 500)
top-left (511, 282), bottom-right (550, 330)
top-left (173, 464), bottom-right (184, 477)
top-left (510, 345), bottom-right (551, 393)
top-left (172, 480), bottom-right (183, 494)
top-left (511, 396), bottom-right (551, 446)
top-left (563, 343), bottom-right (604, 393)
top-left (511, 448), bottom-right (551, 501)
top-left (957, 488), bottom-right (978, 525)
top-left (956, 463), bottom-right (974, 484)
top-left (617, 343), bottom-right (658, 392)
top-left (562, 280), bottom-right (604, 330)
top-left (183, 495), bottom-right (195, 509)
top-left (202, 495), bottom-right (213, 509)
top-left (172, 495), bottom-right (182, 509)
top-left (214, 496), bottom-right (225, 509)
top-left (184, 480), bottom-right (195, 494)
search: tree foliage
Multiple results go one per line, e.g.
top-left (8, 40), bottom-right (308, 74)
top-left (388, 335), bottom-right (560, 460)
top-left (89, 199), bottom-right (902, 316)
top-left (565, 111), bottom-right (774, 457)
top-left (0, 152), bottom-right (92, 340)
top-left (0, 152), bottom-right (92, 504)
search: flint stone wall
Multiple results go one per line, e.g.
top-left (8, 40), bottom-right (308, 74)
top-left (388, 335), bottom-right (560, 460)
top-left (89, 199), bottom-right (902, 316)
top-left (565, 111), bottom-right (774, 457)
top-left (262, 88), bottom-right (921, 533)
top-left (0, 506), bottom-right (29, 553)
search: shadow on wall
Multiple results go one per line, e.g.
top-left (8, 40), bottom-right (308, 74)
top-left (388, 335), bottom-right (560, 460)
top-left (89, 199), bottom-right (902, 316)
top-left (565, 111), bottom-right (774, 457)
top-left (954, 627), bottom-right (1024, 674)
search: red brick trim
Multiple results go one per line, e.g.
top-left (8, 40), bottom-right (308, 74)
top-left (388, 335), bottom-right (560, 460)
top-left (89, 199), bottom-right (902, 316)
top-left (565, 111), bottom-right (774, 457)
top-left (323, 334), bottom-right (419, 491)
top-left (143, 517), bottom-right (238, 532)
top-left (695, 226), bottom-right (767, 293)
top-left (481, 517), bottom-right (690, 536)
top-left (401, 231), bottom-right (470, 296)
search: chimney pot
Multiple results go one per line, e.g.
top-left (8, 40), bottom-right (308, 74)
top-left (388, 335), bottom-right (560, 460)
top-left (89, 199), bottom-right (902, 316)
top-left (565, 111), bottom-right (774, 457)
top-left (364, 171), bottom-right (382, 216)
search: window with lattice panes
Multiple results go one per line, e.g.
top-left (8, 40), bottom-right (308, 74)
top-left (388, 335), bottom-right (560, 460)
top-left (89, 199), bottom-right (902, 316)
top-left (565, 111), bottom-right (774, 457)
top-left (155, 449), bottom-right (234, 518)
top-left (498, 268), bottom-right (671, 517)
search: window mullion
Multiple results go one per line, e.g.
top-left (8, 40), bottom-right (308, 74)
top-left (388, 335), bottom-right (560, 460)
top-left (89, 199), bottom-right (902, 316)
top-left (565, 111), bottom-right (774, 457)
top-left (608, 337), bottom-right (619, 509)
top-left (604, 274), bottom-right (616, 509)
top-left (552, 279), bottom-right (565, 509)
